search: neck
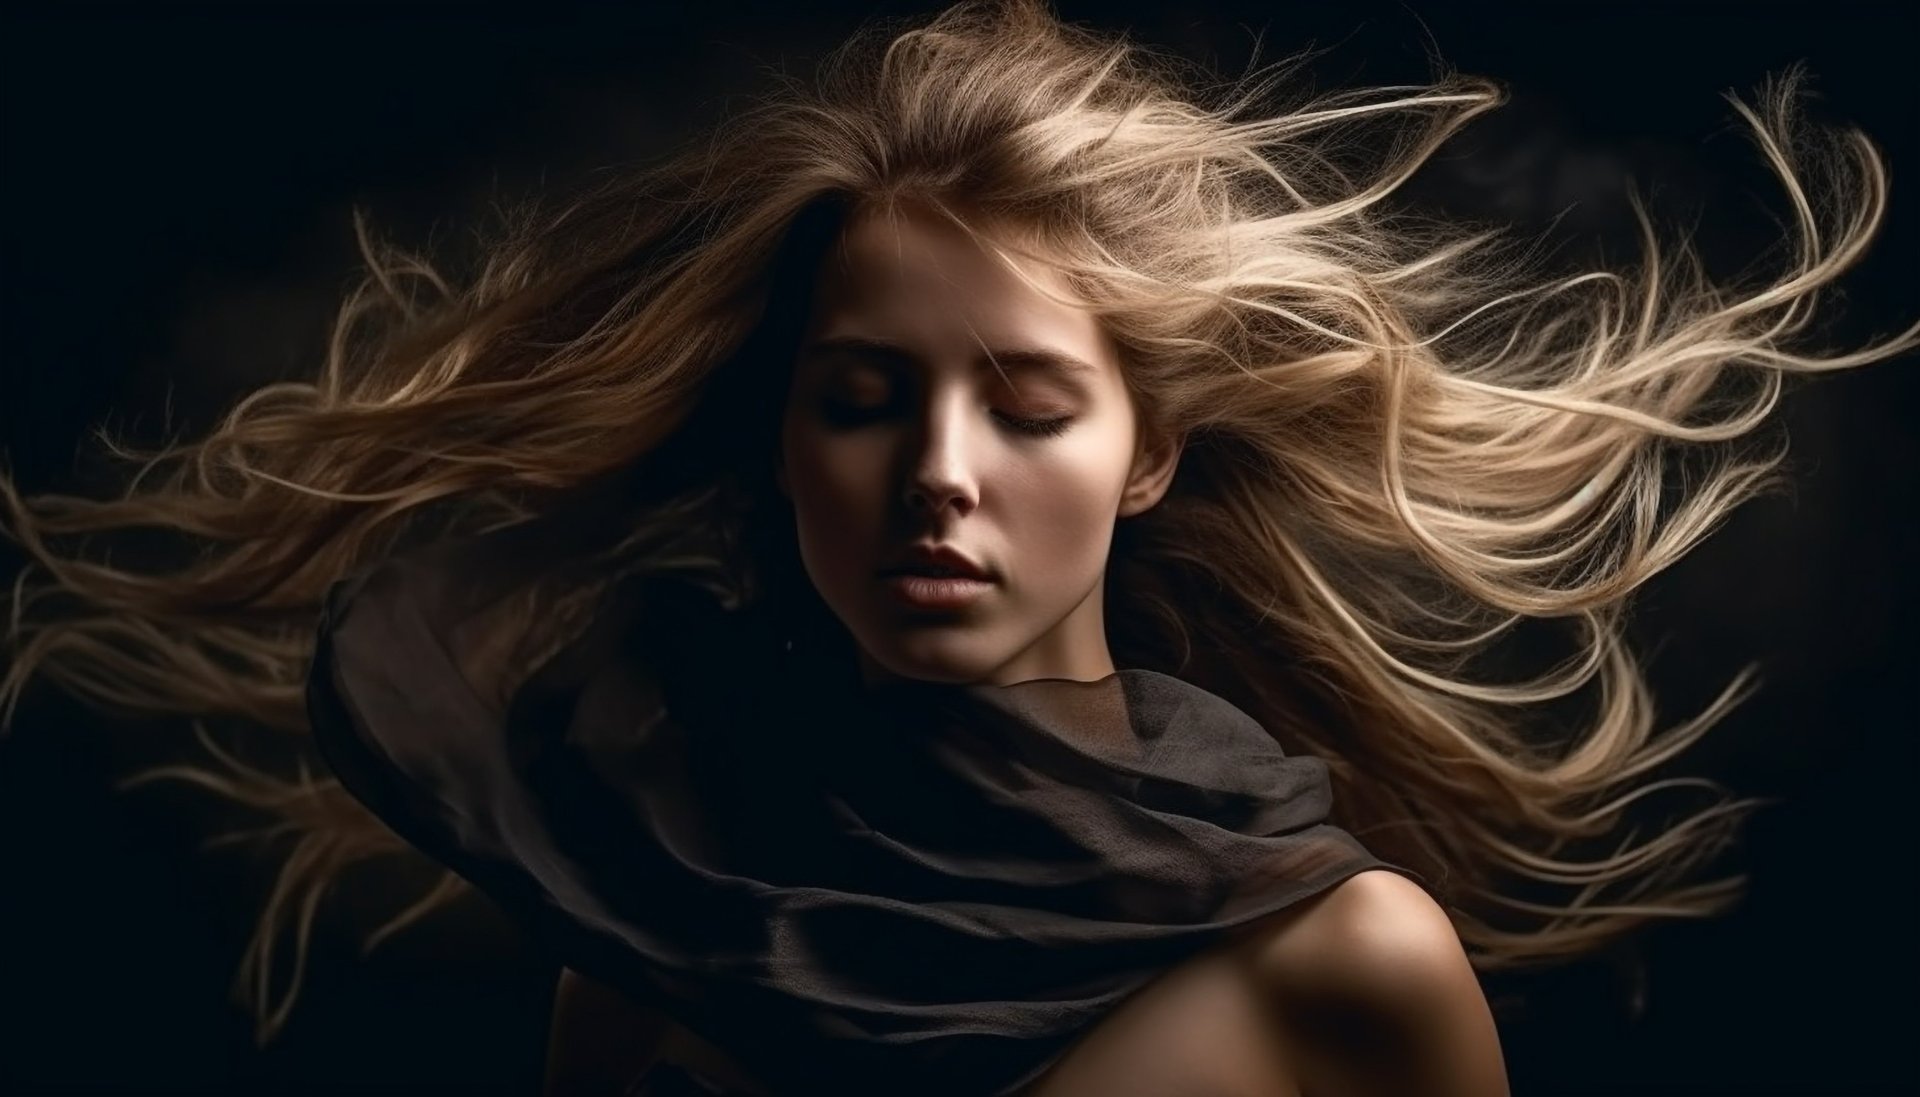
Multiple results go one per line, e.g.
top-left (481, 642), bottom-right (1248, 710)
top-left (851, 642), bottom-right (1118, 690)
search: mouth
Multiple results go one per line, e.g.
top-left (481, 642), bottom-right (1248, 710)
top-left (876, 562), bottom-right (989, 580)
top-left (877, 543), bottom-right (994, 583)
top-left (875, 543), bottom-right (996, 610)
top-left (877, 572), bottom-right (996, 610)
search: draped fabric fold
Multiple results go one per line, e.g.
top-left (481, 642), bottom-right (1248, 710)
top-left (306, 526), bottom-right (1424, 1096)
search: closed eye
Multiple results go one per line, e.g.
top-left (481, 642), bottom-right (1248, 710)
top-left (817, 393), bottom-right (1073, 438)
top-left (994, 412), bottom-right (1074, 437)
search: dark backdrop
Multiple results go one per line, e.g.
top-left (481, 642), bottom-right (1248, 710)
top-left (3, 2), bottom-right (1914, 1094)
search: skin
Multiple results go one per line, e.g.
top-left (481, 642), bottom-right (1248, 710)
top-left (776, 198), bottom-right (1182, 688)
top-left (545, 200), bottom-right (1511, 1095)
top-left (546, 871), bottom-right (1512, 1096)
top-left (1016, 869), bottom-right (1512, 1097)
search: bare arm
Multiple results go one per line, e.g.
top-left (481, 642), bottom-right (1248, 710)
top-left (542, 967), bottom-right (674, 1097)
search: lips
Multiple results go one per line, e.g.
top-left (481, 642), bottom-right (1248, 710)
top-left (878, 543), bottom-right (993, 581)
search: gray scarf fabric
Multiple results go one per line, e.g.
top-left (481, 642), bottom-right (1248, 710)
top-left (307, 528), bottom-right (1419, 1096)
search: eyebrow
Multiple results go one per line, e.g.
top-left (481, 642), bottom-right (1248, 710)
top-left (801, 335), bottom-right (1101, 379)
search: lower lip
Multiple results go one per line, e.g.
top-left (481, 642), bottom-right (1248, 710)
top-left (881, 574), bottom-right (994, 609)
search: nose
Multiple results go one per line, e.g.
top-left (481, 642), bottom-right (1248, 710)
top-left (902, 389), bottom-right (980, 519)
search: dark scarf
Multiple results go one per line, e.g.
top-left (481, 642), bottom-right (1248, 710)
top-left (307, 530), bottom-right (1418, 1096)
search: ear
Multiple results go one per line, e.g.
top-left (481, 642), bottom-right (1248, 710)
top-left (1117, 427), bottom-right (1185, 518)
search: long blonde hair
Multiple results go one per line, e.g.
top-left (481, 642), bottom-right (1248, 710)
top-left (3, 0), bottom-right (1912, 1047)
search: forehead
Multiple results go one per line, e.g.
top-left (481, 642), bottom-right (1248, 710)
top-left (804, 202), bottom-right (1118, 371)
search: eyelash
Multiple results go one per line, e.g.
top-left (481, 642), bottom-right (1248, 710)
top-left (820, 400), bottom-right (1073, 438)
top-left (997, 412), bottom-right (1074, 437)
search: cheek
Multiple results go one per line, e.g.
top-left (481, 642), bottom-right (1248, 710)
top-left (1000, 448), bottom-right (1127, 580)
top-left (782, 425), bottom-right (884, 543)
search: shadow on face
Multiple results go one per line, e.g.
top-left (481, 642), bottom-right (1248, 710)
top-left (775, 199), bottom-right (1181, 688)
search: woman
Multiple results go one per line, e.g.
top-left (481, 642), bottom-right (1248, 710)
top-left (3, 1), bottom-right (1911, 1093)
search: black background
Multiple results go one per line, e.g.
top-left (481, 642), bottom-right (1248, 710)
top-left (2, 2), bottom-right (1914, 1094)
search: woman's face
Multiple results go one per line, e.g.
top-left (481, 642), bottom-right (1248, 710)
top-left (779, 201), bottom-right (1181, 687)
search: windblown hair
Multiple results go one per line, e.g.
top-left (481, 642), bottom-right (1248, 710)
top-left (3, 0), bottom-right (1912, 1045)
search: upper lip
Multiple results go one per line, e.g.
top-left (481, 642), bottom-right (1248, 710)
top-left (879, 543), bottom-right (993, 581)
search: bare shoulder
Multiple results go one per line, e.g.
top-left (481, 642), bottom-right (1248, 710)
top-left (1246, 870), bottom-right (1466, 1002)
top-left (1237, 869), bottom-right (1511, 1097)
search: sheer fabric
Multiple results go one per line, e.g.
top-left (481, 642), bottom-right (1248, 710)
top-left (306, 526), bottom-right (1424, 1095)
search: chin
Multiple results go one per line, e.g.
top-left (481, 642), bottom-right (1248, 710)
top-left (858, 629), bottom-right (1003, 686)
